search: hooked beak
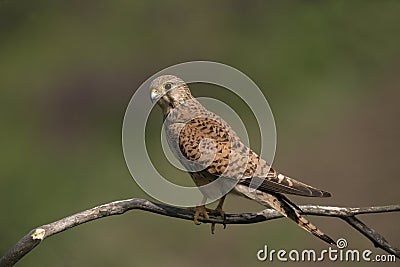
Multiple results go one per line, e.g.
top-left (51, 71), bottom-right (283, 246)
top-left (150, 89), bottom-right (161, 103)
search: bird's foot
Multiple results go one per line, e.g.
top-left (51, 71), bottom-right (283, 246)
top-left (187, 206), bottom-right (227, 234)
top-left (206, 207), bottom-right (226, 234)
top-left (187, 206), bottom-right (210, 225)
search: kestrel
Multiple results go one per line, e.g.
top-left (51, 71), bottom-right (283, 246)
top-left (150, 75), bottom-right (335, 245)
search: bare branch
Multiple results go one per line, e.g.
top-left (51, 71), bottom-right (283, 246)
top-left (1, 198), bottom-right (399, 267)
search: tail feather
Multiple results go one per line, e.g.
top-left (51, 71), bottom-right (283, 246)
top-left (234, 185), bottom-right (336, 245)
top-left (273, 193), bottom-right (336, 245)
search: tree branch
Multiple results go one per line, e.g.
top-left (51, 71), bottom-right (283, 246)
top-left (1, 198), bottom-right (399, 267)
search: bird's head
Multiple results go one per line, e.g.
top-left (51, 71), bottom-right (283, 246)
top-left (150, 75), bottom-right (193, 114)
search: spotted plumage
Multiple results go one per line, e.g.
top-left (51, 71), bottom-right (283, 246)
top-left (150, 75), bottom-right (335, 244)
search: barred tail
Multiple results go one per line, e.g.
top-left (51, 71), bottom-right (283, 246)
top-left (271, 194), bottom-right (336, 245)
top-left (235, 185), bottom-right (336, 245)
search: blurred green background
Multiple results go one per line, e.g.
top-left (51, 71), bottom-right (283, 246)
top-left (1, 1), bottom-right (399, 266)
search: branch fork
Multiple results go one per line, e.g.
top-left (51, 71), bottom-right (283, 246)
top-left (1, 198), bottom-right (399, 267)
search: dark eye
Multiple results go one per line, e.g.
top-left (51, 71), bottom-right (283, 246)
top-left (164, 83), bottom-right (172, 90)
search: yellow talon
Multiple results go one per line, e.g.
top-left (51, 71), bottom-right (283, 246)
top-left (187, 196), bottom-right (227, 233)
top-left (209, 206), bottom-right (226, 233)
top-left (209, 195), bottom-right (227, 233)
top-left (188, 206), bottom-right (210, 225)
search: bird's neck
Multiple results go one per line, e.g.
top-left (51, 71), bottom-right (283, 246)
top-left (163, 98), bottom-right (207, 123)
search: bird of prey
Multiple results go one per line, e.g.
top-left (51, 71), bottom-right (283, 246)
top-left (150, 75), bottom-right (335, 245)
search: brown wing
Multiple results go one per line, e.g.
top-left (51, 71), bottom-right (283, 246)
top-left (178, 117), bottom-right (231, 177)
top-left (178, 117), bottom-right (331, 198)
top-left (240, 151), bottom-right (331, 197)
